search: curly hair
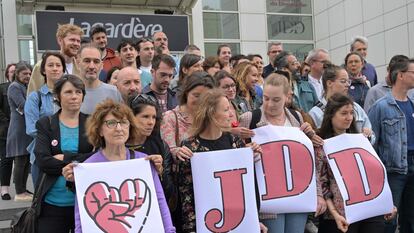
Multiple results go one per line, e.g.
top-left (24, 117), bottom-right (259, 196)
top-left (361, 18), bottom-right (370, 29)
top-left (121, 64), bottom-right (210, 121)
top-left (86, 99), bottom-right (140, 148)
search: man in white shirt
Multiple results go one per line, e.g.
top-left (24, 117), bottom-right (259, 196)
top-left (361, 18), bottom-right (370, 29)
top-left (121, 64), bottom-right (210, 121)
top-left (305, 48), bottom-right (330, 100)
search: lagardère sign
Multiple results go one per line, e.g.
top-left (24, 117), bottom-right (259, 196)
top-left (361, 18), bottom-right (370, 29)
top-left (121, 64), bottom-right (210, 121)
top-left (35, 11), bottom-right (189, 51)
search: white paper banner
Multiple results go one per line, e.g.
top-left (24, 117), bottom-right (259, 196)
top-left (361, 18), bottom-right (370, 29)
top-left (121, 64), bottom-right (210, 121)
top-left (252, 125), bottom-right (317, 214)
top-left (323, 133), bottom-right (394, 224)
top-left (191, 147), bottom-right (260, 233)
top-left (74, 158), bottom-right (164, 233)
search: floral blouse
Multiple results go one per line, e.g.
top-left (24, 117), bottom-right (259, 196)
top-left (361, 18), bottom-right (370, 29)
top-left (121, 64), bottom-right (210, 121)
top-left (178, 133), bottom-right (244, 232)
top-left (160, 106), bottom-right (192, 159)
top-left (315, 146), bottom-right (346, 220)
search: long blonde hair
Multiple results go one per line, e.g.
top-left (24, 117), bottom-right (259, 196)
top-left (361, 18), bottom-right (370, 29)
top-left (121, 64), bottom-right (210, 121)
top-left (191, 89), bottom-right (229, 137)
top-left (232, 62), bottom-right (258, 97)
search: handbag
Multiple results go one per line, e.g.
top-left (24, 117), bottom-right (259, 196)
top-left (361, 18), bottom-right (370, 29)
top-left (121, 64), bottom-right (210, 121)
top-left (10, 173), bottom-right (47, 233)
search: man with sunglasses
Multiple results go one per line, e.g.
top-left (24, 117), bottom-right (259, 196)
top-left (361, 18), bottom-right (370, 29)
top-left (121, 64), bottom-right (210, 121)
top-left (142, 54), bottom-right (177, 113)
top-left (89, 25), bottom-right (121, 82)
top-left (304, 48), bottom-right (331, 100)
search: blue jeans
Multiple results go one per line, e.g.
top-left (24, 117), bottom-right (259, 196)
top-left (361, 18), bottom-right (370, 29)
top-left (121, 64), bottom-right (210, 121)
top-left (31, 161), bottom-right (40, 188)
top-left (385, 156), bottom-right (414, 233)
top-left (262, 213), bottom-right (308, 233)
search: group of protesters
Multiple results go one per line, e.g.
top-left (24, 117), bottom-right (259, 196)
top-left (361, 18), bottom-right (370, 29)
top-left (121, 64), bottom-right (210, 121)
top-left (0, 21), bottom-right (413, 233)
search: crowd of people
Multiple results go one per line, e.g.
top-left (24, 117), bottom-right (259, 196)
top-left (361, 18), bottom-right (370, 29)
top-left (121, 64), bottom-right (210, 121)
top-left (0, 22), bottom-right (413, 233)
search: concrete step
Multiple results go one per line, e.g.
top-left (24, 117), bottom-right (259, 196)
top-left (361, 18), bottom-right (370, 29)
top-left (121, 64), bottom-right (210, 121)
top-left (0, 220), bottom-right (11, 233)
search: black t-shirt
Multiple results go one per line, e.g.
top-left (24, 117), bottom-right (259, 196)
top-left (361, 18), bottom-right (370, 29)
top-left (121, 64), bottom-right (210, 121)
top-left (196, 132), bottom-right (236, 151)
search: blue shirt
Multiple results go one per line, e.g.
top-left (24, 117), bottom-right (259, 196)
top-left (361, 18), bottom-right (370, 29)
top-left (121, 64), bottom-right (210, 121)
top-left (44, 121), bottom-right (79, 206)
top-left (25, 84), bottom-right (59, 163)
top-left (361, 62), bottom-right (378, 86)
top-left (396, 100), bottom-right (414, 151)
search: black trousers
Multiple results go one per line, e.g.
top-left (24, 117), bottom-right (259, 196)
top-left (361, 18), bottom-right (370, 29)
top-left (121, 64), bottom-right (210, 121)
top-left (37, 202), bottom-right (74, 233)
top-left (318, 216), bottom-right (385, 233)
top-left (0, 150), bottom-right (13, 186)
top-left (13, 154), bottom-right (30, 194)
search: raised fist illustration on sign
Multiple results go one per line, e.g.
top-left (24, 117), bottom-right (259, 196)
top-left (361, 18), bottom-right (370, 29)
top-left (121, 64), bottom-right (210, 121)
top-left (83, 179), bottom-right (151, 233)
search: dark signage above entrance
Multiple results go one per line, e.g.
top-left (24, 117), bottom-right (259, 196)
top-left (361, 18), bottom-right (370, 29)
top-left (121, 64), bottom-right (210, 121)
top-left (35, 11), bottom-right (189, 52)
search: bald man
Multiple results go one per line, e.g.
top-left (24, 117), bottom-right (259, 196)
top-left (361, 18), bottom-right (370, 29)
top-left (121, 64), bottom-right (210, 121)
top-left (116, 67), bottom-right (142, 103)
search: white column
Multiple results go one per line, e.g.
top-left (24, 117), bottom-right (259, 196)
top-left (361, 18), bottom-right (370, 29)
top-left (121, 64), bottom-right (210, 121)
top-left (3, 0), bottom-right (19, 65)
top-left (191, 0), bottom-right (204, 56)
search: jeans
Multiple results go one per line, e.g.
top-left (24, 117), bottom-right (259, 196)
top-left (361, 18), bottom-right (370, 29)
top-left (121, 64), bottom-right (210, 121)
top-left (262, 213), bottom-right (308, 233)
top-left (318, 216), bottom-right (384, 233)
top-left (31, 161), bottom-right (39, 188)
top-left (385, 155), bottom-right (414, 233)
top-left (13, 154), bottom-right (30, 194)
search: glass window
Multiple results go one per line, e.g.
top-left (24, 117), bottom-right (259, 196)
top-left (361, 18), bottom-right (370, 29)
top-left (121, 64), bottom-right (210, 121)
top-left (266, 0), bottom-right (312, 14)
top-left (18, 40), bottom-right (35, 65)
top-left (17, 14), bottom-right (32, 36)
top-left (204, 43), bottom-right (240, 57)
top-left (202, 0), bottom-right (238, 11)
top-left (267, 15), bottom-right (313, 40)
top-left (203, 13), bottom-right (240, 39)
top-left (282, 43), bottom-right (314, 62)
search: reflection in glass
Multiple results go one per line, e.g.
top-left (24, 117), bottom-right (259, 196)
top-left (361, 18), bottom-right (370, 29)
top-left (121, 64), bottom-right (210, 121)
top-left (17, 14), bottom-right (32, 36)
top-left (203, 13), bottom-right (240, 39)
top-left (18, 40), bottom-right (35, 65)
top-left (202, 0), bottom-right (238, 11)
top-left (267, 15), bottom-right (313, 40)
top-left (204, 43), bottom-right (240, 57)
top-left (282, 43), bottom-right (314, 62)
top-left (266, 0), bottom-right (312, 14)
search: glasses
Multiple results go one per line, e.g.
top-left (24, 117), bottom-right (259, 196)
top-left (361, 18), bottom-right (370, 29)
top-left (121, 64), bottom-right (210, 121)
top-left (404, 70), bottom-right (414, 74)
top-left (314, 59), bottom-right (329, 64)
top-left (104, 119), bottom-right (130, 129)
top-left (222, 84), bottom-right (236, 90)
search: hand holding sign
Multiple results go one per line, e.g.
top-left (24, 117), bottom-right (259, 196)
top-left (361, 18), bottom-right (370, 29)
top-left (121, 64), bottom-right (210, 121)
top-left (84, 179), bottom-right (150, 233)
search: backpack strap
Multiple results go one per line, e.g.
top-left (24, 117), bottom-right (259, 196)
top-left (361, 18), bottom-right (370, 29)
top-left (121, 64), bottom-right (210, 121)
top-left (249, 108), bottom-right (262, 130)
top-left (287, 108), bottom-right (301, 123)
top-left (37, 90), bottom-right (42, 110)
top-left (315, 101), bottom-right (325, 111)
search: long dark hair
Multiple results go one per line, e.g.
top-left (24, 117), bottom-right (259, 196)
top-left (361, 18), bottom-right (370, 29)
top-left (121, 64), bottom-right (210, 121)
top-left (318, 93), bottom-right (358, 139)
top-left (128, 94), bottom-right (162, 137)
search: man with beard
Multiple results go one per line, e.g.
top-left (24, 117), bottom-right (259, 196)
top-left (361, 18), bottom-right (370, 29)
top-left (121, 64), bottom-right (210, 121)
top-left (78, 45), bottom-right (122, 114)
top-left (117, 39), bottom-right (138, 68)
top-left (116, 67), bottom-right (141, 103)
top-left (27, 24), bottom-right (82, 95)
top-left (89, 25), bottom-right (121, 82)
top-left (274, 51), bottom-right (318, 112)
top-left (142, 54), bottom-right (177, 113)
top-left (152, 31), bottom-right (179, 77)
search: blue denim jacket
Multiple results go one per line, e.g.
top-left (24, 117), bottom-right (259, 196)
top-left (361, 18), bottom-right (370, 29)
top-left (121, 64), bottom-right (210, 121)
top-left (368, 92), bottom-right (414, 174)
top-left (24, 84), bottom-right (59, 163)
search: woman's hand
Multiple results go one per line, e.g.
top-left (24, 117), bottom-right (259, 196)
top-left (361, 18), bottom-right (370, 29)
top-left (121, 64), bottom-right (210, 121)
top-left (53, 153), bottom-right (64, 161)
top-left (146, 154), bottom-right (163, 175)
top-left (176, 146), bottom-right (194, 161)
top-left (300, 123), bottom-right (323, 146)
top-left (62, 162), bottom-right (77, 182)
top-left (231, 127), bottom-right (255, 139)
top-left (333, 213), bottom-right (349, 232)
top-left (246, 142), bottom-right (262, 162)
top-left (315, 196), bottom-right (327, 217)
top-left (384, 206), bottom-right (397, 221)
top-left (362, 127), bottom-right (372, 138)
top-left (259, 222), bottom-right (268, 233)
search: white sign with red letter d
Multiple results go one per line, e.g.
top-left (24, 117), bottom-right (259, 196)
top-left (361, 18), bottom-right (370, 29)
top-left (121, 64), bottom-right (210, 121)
top-left (191, 147), bottom-right (260, 233)
top-left (323, 133), bottom-right (393, 224)
top-left (252, 125), bottom-right (317, 214)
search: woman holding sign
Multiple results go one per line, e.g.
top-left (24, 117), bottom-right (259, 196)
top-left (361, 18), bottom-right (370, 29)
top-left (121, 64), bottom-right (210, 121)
top-left (64, 99), bottom-right (175, 233)
top-left (238, 73), bottom-right (325, 233)
top-left (316, 93), bottom-right (396, 233)
top-left (177, 88), bottom-right (265, 232)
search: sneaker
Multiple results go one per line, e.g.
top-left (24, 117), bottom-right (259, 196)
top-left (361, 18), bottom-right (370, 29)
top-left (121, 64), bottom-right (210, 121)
top-left (14, 194), bottom-right (32, 202)
top-left (1, 193), bottom-right (11, 200)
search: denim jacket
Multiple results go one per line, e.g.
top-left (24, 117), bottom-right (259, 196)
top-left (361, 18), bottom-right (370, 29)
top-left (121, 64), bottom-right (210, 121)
top-left (294, 78), bottom-right (319, 112)
top-left (368, 92), bottom-right (414, 174)
top-left (24, 84), bottom-right (59, 163)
